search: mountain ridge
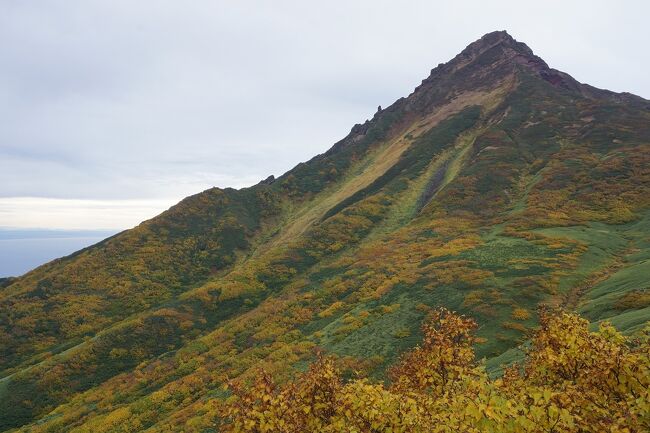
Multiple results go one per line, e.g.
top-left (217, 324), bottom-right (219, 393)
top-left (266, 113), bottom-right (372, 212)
top-left (325, 30), bottom-right (647, 160)
top-left (1, 31), bottom-right (649, 432)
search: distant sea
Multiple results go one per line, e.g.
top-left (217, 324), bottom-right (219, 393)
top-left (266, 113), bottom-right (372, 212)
top-left (0, 229), bottom-right (118, 277)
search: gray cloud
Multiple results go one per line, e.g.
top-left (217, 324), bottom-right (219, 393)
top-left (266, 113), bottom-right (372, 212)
top-left (0, 0), bottom-right (648, 227)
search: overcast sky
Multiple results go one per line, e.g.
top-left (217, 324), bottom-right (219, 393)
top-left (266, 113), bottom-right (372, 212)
top-left (1, 0), bottom-right (648, 230)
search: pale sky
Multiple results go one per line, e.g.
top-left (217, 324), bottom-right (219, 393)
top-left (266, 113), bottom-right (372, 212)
top-left (1, 0), bottom-right (648, 230)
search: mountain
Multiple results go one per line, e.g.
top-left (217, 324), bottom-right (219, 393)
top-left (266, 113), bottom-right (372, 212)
top-left (1, 30), bottom-right (649, 432)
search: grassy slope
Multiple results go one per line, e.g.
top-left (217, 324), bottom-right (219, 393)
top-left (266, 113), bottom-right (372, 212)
top-left (486, 212), bottom-right (650, 374)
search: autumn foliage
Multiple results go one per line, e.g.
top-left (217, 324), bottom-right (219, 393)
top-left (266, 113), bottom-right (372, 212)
top-left (221, 309), bottom-right (649, 432)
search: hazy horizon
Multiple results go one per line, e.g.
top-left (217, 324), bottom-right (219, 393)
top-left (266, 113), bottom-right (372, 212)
top-left (0, 228), bottom-right (118, 276)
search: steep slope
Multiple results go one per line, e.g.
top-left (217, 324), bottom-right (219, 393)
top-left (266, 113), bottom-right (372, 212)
top-left (1, 31), bottom-right (649, 431)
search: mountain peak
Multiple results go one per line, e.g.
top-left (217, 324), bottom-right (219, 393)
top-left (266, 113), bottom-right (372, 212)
top-left (338, 30), bottom-right (628, 156)
top-left (415, 30), bottom-right (545, 90)
top-left (454, 30), bottom-right (539, 68)
top-left (465, 30), bottom-right (519, 50)
top-left (413, 30), bottom-right (598, 100)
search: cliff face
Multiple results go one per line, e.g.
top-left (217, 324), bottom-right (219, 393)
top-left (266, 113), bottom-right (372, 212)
top-left (1, 31), bottom-right (649, 432)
